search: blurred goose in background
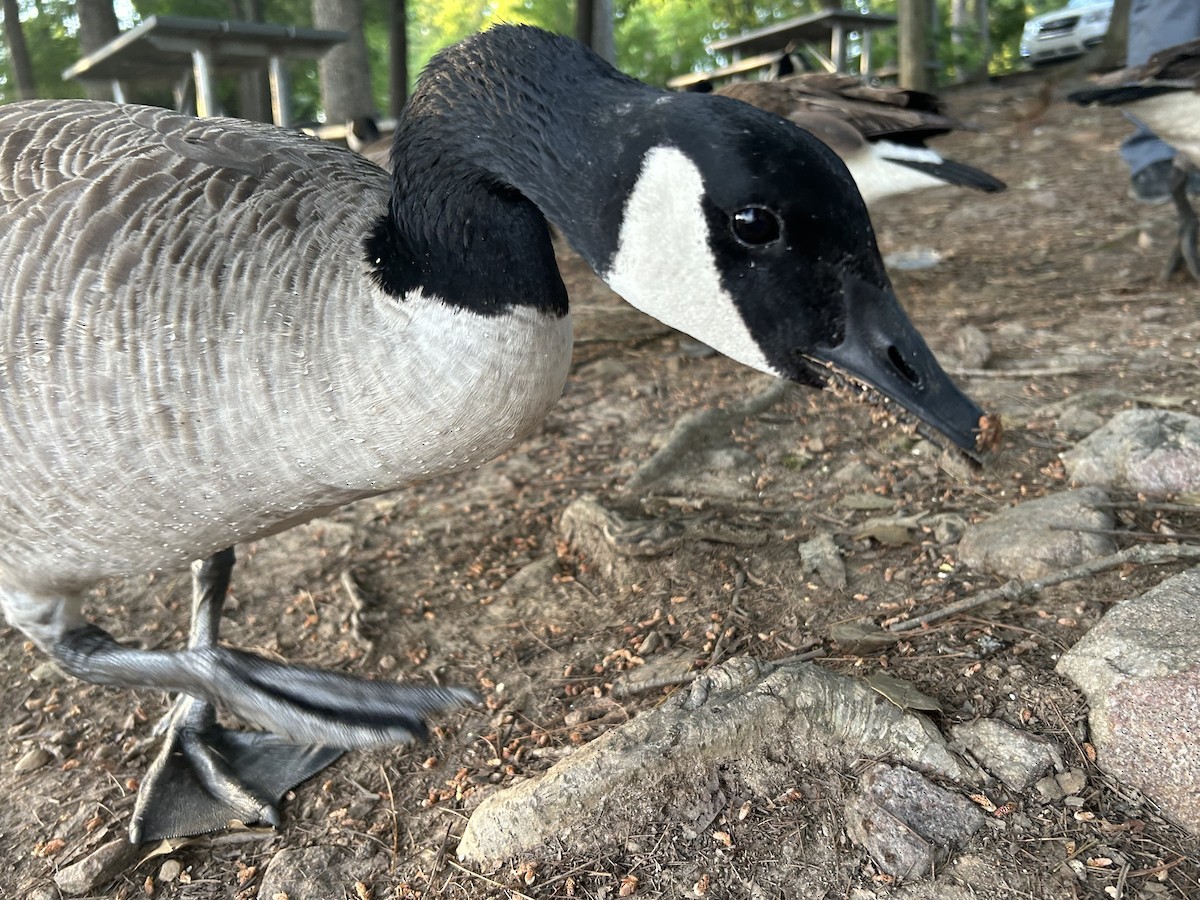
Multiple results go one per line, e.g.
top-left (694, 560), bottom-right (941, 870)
top-left (1070, 38), bottom-right (1200, 281)
top-left (714, 73), bottom-right (1007, 206)
top-left (346, 115), bottom-right (393, 168)
top-left (0, 25), bottom-right (994, 844)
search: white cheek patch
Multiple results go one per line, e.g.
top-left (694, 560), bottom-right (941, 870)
top-left (603, 146), bottom-right (776, 376)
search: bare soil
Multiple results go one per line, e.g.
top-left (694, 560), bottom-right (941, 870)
top-left (3, 73), bottom-right (1199, 899)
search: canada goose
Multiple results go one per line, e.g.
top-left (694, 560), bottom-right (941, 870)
top-left (0, 25), bottom-right (994, 843)
top-left (715, 73), bottom-right (1007, 205)
top-left (1070, 39), bottom-right (1200, 280)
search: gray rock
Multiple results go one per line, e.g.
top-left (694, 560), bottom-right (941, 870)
top-left (798, 531), bottom-right (847, 589)
top-left (844, 763), bottom-right (985, 880)
top-left (1055, 406), bottom-right (1105, 440)
top-left (926, 513), bottom-right (969, 545)
top-left (1057, 567), bottom-right (1200, 834)
top-left (15, 747), bottom-right (53, 774)
top-left (457, 658), bottom-right (977, 864)
top-left (957, 487), bottom-right (1116, 581)
top-left (951, 719), bottom-right (1063, 792)
top-left (157, 859), bottom-right (183, 882)
top-left (948, 324), bottom-right (992, 370)
top-left (53, 840), bottom-right (139, 896)
top-left (1034, 775), bottom-right (1065, 802)
top-left (1056, 769), bottom-right (1087, 796)
top-left (1062, 409), bottom-right (1200, 496)
top-left (258, 845), bottom-right (357, 900)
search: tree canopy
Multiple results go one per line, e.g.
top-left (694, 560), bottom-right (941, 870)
top-left (1, 1), bottom-right (1092, 112)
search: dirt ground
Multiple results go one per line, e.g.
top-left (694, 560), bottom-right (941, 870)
top-left (2, 72), bottom-right (1199, 899)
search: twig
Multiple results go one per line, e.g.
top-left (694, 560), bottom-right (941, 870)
top-left (1049, 525), bottom-right (1200, 542)
top-left (445, 859), bottom-right (537, 900)
top-left (1128, 857), bottom-right (1187, 877)
top-left (1094, 500), bottom-right (1200, 513)
top-left (946, 365), bottom-right (1103, 378)
top-left (888, 543), bottom-right (1200, 633)
top-left (380, 763), bottom-right (399, 860)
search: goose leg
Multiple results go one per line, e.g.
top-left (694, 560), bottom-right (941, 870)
top-left (1162, 158), bottom-right (1200, 282)
top-left (14, 549), bottom-right (474, 840)
top-left (128, 549), bottom-right (341, 842)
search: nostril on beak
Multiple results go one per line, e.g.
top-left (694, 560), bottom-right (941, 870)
top-left (887, 345), bottom-right (921, 387)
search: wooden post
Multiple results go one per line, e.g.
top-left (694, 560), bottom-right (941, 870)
top-left (576, 0), bottom-right (614, 64)
top-left (192, 47), bottom-right (217, 117)
top-left (268, 55), bottom-right (291, 126)
top-left (899, 0), bottom-right (932, 90)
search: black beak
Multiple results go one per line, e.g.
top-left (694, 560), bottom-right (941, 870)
top-left (801, 274), bottom-right (998, 462)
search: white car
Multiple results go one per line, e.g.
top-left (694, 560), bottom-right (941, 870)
top-left (1020, 0), bottom-right (1114, 66)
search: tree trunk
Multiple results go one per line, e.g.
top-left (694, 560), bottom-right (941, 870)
top-left (950, 0), bottom-right (967, 82)
top-left (898, 0), bottom-right (932, 90)
top-left (388, 0), bottom-right (408, 117)
top-left (575, 0), bottom-right (593, 49)
top-left (76, 0), bottom-right (120, 100)
top-left (975, 0), bottom-right (991, 81)
top-left (312, 0), bottom-right (376, 123)
top-left (3, 0), bottom-right (38, 99)
top-left (1093, 0), bottom-right (1130, 69)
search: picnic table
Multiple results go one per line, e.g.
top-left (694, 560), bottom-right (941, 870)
top-left (62, 15), bottom-right (347, 126)
top-left (668, 10), bottom-right (897, 89)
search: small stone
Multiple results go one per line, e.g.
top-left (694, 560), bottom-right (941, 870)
top-left (258, 845), bottom-right (356, 899)
top-left (15, 747), bottom-right (53, 773)
top-left (1061, 409), bottom-right (1200, 496)
top-left (949, 324), bottom-right (992, 370)
top-left (844, 763), bottom-right (984, 879)
top-left (158, 859), bottom-right (182, 882)
top-left (54, 840), bottom-right (139, 896)
top-left (1056, 770), bottom-right (1087, 796)
top-left (1056, 406), bottom-right (1106, 439)
top-left (926, 513), bottom-right (969, 545)
top-left (29, 661), bottom-right (65, 682)
top-left (951, 719), bottom-right (1063, 792)
top-left (1035, 775), bottom-right (1066, 802)
top-left (957, 487), bottom-right (1116, 581)
top-left (798, 531), bottom-right (846, 589)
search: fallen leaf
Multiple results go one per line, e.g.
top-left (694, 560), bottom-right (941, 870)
top-left (865, 672), bottom-right (944, 713)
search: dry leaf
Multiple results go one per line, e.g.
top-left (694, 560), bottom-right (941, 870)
top-left (866, 672), bottom-right (944, 713)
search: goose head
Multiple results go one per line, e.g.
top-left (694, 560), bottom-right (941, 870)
top-left (582, 92), bottom-right (993, 459)
top-left (382, 26), bottom-right (995, 459)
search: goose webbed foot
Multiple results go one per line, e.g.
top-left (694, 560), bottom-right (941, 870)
top-left (43, 547), bottom-right (475, 840)
top-left (1161, 160), bottom-right (1200, 282)
top-left (130, 694), bottom-right (342, 843)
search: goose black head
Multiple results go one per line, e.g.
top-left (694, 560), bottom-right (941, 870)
top-left (385, 25), bottom-right (995, 460)
top-left (587, 91), bottom-right (996, 460)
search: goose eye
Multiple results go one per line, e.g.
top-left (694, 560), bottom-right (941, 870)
top-left (730, 207), bottom-right (782, 246)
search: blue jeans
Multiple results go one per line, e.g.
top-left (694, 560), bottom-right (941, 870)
top-left (1119, 0), bottom-right (1200, 175)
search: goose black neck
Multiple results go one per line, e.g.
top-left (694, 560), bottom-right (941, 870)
top-left (366, 26), bottom-right (656, 317)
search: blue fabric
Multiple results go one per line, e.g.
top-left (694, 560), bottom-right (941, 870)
top-left (1120, 0), bottom-right (1200, 175)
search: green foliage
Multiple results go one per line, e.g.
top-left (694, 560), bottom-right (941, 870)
top-left (0, 0), bottom-right (1113, 111)
top-left (1, 0), bottom-right (86, 103)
